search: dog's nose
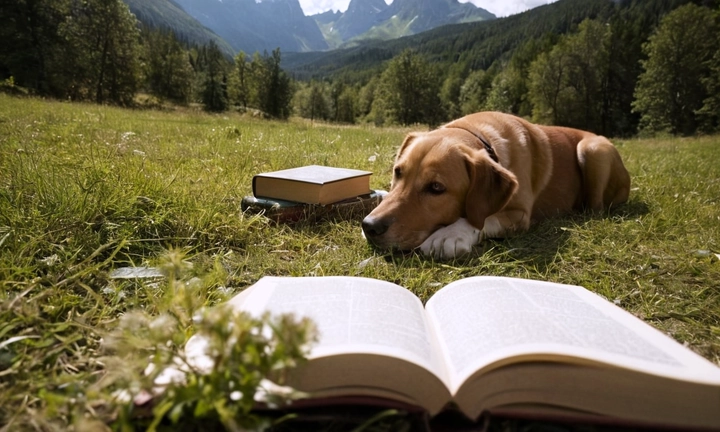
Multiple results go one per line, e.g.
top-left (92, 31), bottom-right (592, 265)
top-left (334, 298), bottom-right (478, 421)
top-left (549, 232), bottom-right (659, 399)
top-left (362, 215), bottom-right (391, 239)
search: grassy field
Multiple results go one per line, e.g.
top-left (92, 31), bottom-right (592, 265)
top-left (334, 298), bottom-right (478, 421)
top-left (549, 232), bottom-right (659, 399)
top-left (1, 93), bottom-right (719, 430)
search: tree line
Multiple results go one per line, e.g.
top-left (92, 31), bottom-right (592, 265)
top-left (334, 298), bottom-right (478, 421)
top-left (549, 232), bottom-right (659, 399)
top-left (1, 0), bottom-right (718, 136)
top-left (0, 0), bottom-right (292, 118)
top-left (296, 2), bottom-right (719, 136)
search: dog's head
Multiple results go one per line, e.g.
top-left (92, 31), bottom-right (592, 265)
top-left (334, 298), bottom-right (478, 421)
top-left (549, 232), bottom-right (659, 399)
top-left (362, 128), bottom-right (518, 252)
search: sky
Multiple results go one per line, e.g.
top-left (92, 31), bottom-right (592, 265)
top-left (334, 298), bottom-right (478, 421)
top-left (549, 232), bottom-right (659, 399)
top-left (298, 0), bottom-right (559, 17)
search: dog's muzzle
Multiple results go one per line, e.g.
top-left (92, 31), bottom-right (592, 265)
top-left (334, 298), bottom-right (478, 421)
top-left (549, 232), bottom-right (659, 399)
top-left (361, 215), bottom-right (393, 246)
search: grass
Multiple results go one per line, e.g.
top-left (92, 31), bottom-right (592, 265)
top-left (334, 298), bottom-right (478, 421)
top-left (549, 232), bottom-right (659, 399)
top-left (1, 93), bottom-right (719, 430)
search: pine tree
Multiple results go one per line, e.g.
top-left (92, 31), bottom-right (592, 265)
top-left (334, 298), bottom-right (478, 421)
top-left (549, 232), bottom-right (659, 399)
top-left (0, 0), bottom-right (69, 94)
top-left (374, 50), bottom-right (444, 126)
top-left (440, 64), bottom-right (467, 120)
top-left (260, 49), bottom-right (293, 119)
top-left (527, 42), bottom-right (569, 125)
top-left (459, 69), bottom-right (492, 116)
top-left (201, 41), bottom-right (228, 112)
top-left (293, 81), bottom-right (329, 121)
top-left (527, 19), bottom-right (611, 132)
top-left (632, 4), bottom-right (718, 135)
top-left (144, 29), bottom-right (194, 104)
top-left (229, 51), bottom-right (251, 110)
top-left (57, 0), bottom-right (141, 105)
top-left (335, 85), bottom-right (358, 124)
top-left (698, 36), bottom-right (720, 133)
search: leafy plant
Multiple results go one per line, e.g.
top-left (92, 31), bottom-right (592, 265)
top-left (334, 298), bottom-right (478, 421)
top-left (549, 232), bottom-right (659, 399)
top-left (98, 249), bottom-right (318, 431)
top-left (5, 248), bottom-right (317, 432)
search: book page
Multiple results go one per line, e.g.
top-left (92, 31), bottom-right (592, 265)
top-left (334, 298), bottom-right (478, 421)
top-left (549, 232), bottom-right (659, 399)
top-left (425, 276), bottom-right (720, 393)
top-left (257, 166), bottom-right (371, 184)
top-left (234, 276), bottom-right (449, 387)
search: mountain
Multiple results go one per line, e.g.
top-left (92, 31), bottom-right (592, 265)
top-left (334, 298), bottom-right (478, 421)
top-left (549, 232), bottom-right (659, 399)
top-left (333, 0), bottom-right (390, 41)
top-left (123, 0), bottom-right (234, 57)
top-left (315, 0), bottom-right (495, 48)
top-left (129, 0), bottom-right (494, 54)
top-left (172, 0), bottom-right (328, 54)
top-left (372, 0), bottom-right (494, 37)
top-left (284, 0), bottom-right (617, 79)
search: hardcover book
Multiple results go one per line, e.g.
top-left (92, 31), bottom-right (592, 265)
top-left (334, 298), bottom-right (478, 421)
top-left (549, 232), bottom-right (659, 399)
top-left (252, 165), bottom-right (372, 205)
top-left (241, 190), bottom-right (386, 223)
top-left (186, 276), bottom-right (720, 430)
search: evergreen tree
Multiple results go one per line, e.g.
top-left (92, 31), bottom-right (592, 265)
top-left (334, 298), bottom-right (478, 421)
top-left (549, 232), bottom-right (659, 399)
top-left (440, 64), bottom-right (467, 120)
top-left (562, 19), bottom-right (611, 132)
top-left (144, 28), bottom-right (194, 104)
top-left (527, 43), bottom-right (569, 125)
top-left (698, 32), bottom-right (720, 133)
top-left (527, 19), bottom-right (610, 132)
top-left (249, 49), bottom-right (293, 119)
top-left (328, 80), bottom-right (357, 123)
top-left (604, 5), bottom-right (649, 137)
top-left (57, 0), bottom-right (141, 105)
top-left (374, 50), bottom-right (444, 126)
top-left (201, 40), bottom-right (228, 112)
top-left (293, 81), bottom-right (329, 121)
top-left (483, 69), bottom-right (514, 114)
top-left (357, 76), bottom-right (379, 120)
top-left (459, 69), bottom-right (493, 115)
top-left (500, 35), bottom-right (556, 118)
top-left (335, 85), bottom-right (358, 124)
top-left (229, 51), bottom-right (251, 109)
top-left (0, 0), bottom-right (69, 94)
top-left (265, 49), bottom-right (293, 119)
top-left (632, 4), bottom-right (718, 135)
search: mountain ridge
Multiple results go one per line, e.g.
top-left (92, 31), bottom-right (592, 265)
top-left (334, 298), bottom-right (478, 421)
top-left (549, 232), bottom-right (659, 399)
top-left (127, 0), bottom-right (496, 54)
top-left (123, 0), bottom-right (235, 57)
top-left (172, 0), bottom-right (329, 54)
top-left (314, 0), bottom-right (495, 48)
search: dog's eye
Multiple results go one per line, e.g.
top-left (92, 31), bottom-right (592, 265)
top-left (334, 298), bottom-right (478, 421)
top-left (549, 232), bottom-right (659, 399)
top-left (427, 182), bottom-right (446, 194)
top-left (393, 167), bottom-right (402, 179)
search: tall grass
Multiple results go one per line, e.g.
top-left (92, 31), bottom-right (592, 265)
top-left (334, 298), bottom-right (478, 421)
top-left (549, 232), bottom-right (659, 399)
top-left (1, 93), bottom-right (719, 429)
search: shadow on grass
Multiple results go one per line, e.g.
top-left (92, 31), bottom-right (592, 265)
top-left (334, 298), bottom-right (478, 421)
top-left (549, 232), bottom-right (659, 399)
top-left (280, 198), bottom-right (650, 275)
top-left (474, 198), bottom-right (651, 272)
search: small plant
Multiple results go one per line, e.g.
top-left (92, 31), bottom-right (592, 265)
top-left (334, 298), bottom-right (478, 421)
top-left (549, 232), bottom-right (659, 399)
top-left (96, 249), bottom-right (318, 431)
top-left (0, 76), bottom-right (28, 95)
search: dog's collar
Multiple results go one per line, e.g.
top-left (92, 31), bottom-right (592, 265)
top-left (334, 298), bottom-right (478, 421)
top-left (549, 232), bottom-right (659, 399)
top-left (446, 126), bottom-right (499, 163)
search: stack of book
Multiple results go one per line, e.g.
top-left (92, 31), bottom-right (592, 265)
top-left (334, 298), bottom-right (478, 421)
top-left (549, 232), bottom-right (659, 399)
top-left (241, 165), bottom-right (386, 223)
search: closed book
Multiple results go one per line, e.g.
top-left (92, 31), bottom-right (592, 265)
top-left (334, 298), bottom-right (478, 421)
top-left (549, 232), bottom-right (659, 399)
top-left (241, 190), bottom-right (386, 223)
top-left (252, 165), bottom-right (372, 205)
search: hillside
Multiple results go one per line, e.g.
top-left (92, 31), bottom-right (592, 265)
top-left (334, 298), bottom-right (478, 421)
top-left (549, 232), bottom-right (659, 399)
top-left (122, 0), bottom-right (234, 57)
top-left (284, 0), bottom-right (616, 80)
top-left (173, 0), bottom-right (328, 54)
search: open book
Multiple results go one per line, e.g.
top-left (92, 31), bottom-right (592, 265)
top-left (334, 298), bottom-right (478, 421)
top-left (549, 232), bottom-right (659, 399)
top-left (209, 276), bottom-right (720, 429)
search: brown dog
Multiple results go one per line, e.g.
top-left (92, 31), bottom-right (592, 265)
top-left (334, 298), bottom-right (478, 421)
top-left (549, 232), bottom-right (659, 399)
top-left (362, 111), bottom-right (631, 259)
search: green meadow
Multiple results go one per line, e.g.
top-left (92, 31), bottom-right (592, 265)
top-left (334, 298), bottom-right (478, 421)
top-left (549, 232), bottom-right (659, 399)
top-left (1, 93), bottom-right (719, 429)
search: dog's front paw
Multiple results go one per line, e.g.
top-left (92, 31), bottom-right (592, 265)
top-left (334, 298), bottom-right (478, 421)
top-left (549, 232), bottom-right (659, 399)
top-left (419, 218), bottom-right (482, 259)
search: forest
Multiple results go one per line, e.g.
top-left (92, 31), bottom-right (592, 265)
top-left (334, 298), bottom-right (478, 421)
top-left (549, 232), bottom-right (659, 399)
top-left (1, 0), bottom-right (719, 137)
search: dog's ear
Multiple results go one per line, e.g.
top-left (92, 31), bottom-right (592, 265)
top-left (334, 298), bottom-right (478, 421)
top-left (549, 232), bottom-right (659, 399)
top-left (464, 156), bottom-right (518, 230)
top-left (390, 133), bottom-right (421, 189)
top-left (396, 132), bottom-right (420, 161)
